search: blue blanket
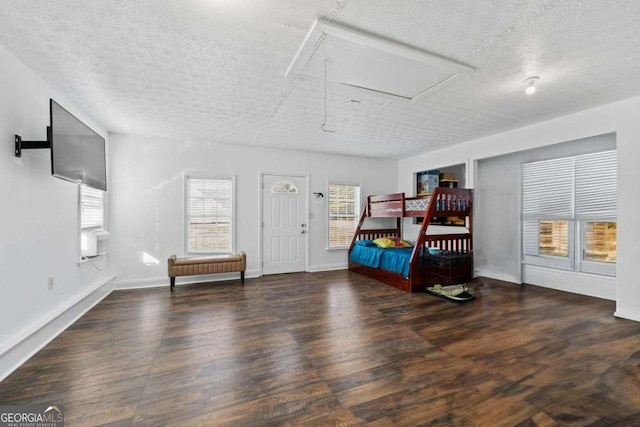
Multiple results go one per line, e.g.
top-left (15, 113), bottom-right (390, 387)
top-left (350, 245), bottom-right (414, 277)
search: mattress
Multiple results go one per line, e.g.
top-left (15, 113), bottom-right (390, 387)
top-left (349, 245), bottom-right (414, 277)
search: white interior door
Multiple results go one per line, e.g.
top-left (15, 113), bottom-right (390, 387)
top-left (262, 174), bottom-right (307, 275)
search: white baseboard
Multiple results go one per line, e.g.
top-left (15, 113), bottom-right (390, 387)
top-left (0, 276), bottom-right (115, 382)
top-left (522, 264), bottom-right (616, 301)
top-left (114, 270), bottom-right (260, 290)
top-left (614, 307), bottom-right (640, 322)
top-left (112, 276), bottom-right (167, 290)
top-left (474, 267), bottom-right (521, 284)
top-left (308, 263), bottom-right (347, 273)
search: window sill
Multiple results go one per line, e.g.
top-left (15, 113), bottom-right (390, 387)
top-left (522, 257), bottom-right (616, 277)
top-left (81, 229), bottom-right (110, 239)
top-left (78, 253), bottom-right (107, 266)
top-left (186, 251), bottom-right (234, 256)
top-left (326, 247), bottom-right (348, 251)
top-left (93, 230), bottom-right (110, 240)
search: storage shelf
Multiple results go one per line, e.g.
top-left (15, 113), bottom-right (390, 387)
top-left (431, 209), bottom-right (471, 217)
top-left (425, 252), bottom-right (473, 286)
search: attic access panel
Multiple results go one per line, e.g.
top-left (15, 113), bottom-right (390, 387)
top-left (286, 20), bottom-right (474, 101)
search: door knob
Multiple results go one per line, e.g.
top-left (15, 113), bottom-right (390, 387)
top-left (301, 230), bottom-right (307, 234)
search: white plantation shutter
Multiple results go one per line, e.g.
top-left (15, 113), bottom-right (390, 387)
top-left (575, 150), bottom-right (617, 220)
top-left (186, 176), bottom-right (233, 254)
top-left (522, 220), bottom-right (539, 256)
top-left (522, 151), bottom-right (618, 222)
top-left (328, 183), bottom-right (360, 248)
top-left (80, 186), bottom-right (104, 229)
top-left (522, 157), bottom-right (574, 220)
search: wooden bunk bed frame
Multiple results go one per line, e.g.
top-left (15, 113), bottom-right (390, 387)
top-left (348, 187), bottom-right (474, 293)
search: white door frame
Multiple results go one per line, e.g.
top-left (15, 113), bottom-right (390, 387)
top-left (259, 172), bottom-right (310, 276)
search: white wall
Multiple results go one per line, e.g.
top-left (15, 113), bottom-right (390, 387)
top-left (108, 134), bottom-right (397, 288)
top-left (0, 45), bottom-right (114, 379)
top-left (398, 95), bottom-right (640, 321)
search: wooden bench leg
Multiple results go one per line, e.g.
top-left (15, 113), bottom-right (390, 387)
top-left (241, 271), bottom-right (245, 284)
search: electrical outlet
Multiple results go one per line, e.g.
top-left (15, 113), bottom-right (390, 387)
top-left (48, 276), bottom-right (54, 290)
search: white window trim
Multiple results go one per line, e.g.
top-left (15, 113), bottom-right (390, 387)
top-left (326, 181), bottom-right (362, 251)
top-left (523, 219), bottom-right (617, 276)
top-left (577, 220), bottom-right (617, 276)
top-left (183, 173), bottom-right (236, 255)
top-left (522, 220), bottom-right (574, 271)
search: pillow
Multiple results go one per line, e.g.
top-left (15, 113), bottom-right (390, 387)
top-left (373, 237), bottom-right (412, 248)
top-left (394, 238), bottom-right (412, 248)
top-left (355, 239), bottom-right (375, 246)
top-left (373, 237), bottom-right (395, 248)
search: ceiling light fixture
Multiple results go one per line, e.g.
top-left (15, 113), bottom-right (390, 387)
top-left (524, 76), bottom-right (539, 95)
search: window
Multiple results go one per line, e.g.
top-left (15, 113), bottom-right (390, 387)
top-left (584, 221), bottom-right (617, 263)
top-left (271, 180), bottom-right (298, 193)
top-left (538, 220), bottom-right (569, 257)
top-left (522, 150), bottom-right (617, 275)
top-left (328, 183), bottom-right (360, 249)
top-left (80, 186), bottom-right (104, 230)
top-left (186, 176), bottom-right (234, 254)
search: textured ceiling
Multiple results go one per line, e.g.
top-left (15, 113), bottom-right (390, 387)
top-left (0, 0), bottom-right (639, 159)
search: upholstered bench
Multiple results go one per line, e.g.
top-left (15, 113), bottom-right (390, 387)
top-left (168, 252), bottom-right (246, 291)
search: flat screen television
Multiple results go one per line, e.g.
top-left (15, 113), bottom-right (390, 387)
top-left (50, 99), bottom-right (107, 191)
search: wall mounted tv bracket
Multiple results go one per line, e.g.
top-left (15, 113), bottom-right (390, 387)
top-left (15, 127), bottom-right (52, 157)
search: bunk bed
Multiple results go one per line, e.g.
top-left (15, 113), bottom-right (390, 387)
top-left (348, 187), bottom-right (474, 293)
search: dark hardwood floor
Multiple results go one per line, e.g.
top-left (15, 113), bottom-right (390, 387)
top-left (1, 271), bottom-right (640, 426)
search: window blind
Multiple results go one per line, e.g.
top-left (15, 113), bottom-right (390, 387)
top-left (187, 177), bottom-right (233, 253)
top-left (575, 150), bottom-right (617, 219)
top-left (522, 150), bottom-right (617, 221)
top-left (522, 157), bottom-right (574, 220)
top-left (522, 220), bottom-right (540, 256)
top-left (80, 186), bottom-right (104, 229)
top-left (328, 183), bottom-right (360, 248)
